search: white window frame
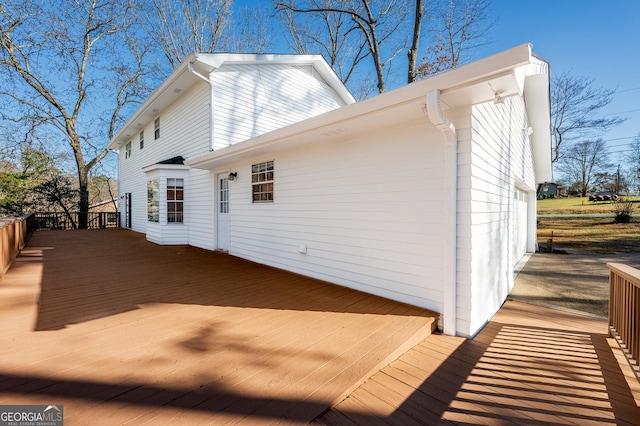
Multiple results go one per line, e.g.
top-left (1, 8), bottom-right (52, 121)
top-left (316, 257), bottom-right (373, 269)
top-left (147, 179), bottom-right (159, 222)
top-left (139, 130), bottom-right (145, 150)
top-left (154, 117), bottom-right (160, 140)
top-left (166, 177), bottom-right (184, 223)
top-left (125, 141), bottom-right (131, 159)
top-left (251, 160), bottom-right (274, 203)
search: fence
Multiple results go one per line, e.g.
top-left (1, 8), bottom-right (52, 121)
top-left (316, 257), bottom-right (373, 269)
top-left (35, 212), bottom-right (119, 230)
top-left (608, 262), bottom-right (640, 375)
top-left (0, 213), bottom-right (36, 282)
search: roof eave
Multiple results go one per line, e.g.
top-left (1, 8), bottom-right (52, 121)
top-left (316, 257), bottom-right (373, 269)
top-left (187, 44), bottom-right (548, 171)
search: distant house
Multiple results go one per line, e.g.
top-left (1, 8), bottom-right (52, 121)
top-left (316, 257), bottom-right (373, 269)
top-left (538, 182), bottom-right (563, 198)
top-left (108, 44), bottom-right (552, 338)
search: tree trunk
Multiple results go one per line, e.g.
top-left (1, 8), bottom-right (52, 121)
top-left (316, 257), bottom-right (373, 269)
top-left (407, 0), bottom-right (422, 84)
top-left (78, 171), bottom-right (89, 229)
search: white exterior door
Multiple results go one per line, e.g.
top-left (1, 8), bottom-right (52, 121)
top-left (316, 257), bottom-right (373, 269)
top-left (217, 175), bottom-right (230, 251)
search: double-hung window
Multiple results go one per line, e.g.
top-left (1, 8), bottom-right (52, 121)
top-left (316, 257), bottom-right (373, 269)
top-left (147, 179), bottom-right (159, 222)
top-left (252, 161), bottom-right (274, 202)
top-left (167, 178), bottom-right (184, 223)
top-left (154, 117), bottom-right (160, 140)
top-left (139, 130), bottom-right (145, 150)
top-left (125, 141), bottom-right (131, 159)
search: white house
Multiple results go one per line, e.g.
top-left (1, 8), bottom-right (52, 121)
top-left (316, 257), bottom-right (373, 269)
top-left (108, 44), bottom-right (552, 338)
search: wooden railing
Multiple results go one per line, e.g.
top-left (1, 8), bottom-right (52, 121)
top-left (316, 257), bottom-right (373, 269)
top-left (35, 212), bottom-right (119, 230)
top-left (608, 263), bottom-right (640, 372)
top-left (0, 213), bottom-right (36, 282)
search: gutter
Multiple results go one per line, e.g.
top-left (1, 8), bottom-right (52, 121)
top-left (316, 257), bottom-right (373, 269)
top-left (188, 61), bottom-right (216, 151)
top-left (426, 89), bottom-right (458, 337)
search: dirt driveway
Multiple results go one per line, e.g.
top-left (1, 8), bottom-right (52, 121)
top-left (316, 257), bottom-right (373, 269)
top-left (510, 247), bottom-right (640, 318)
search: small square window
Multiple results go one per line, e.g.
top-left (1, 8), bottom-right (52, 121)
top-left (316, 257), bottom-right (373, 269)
top-left (154, 117), bottom-right (160, 140)
top-left (139, 130), bottom-right (145, 149)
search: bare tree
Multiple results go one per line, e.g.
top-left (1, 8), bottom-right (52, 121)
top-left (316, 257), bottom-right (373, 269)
top-left (136, 0), bottom-right (233, 71)
top-left (274, 0), bottom-right (411, 94)
top-left (551, 71), bottom-right (625, 163)
top-left (230, 3), bottom-right (274, 54)
top-left (625, 132), bottom-right (640, 194)
top-left (276, 0), bottom-right (369, 88)
top-left (561, 139), bottom-right (611, 197)
top-left (0, 0), bottom-right (149, 227)
top-left (418, 0), bottom-right (494, 77)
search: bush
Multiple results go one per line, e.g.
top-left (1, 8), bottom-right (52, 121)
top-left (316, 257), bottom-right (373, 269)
top-left (613, 199), bottom-right (635, 223)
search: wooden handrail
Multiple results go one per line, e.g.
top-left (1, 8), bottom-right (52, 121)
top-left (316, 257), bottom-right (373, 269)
top-left (35, 212), bottom-right (119, 230)
top-left (0, 213), bottom-right (36, 283)
top-left (608, 262), bottom-right (640, 371)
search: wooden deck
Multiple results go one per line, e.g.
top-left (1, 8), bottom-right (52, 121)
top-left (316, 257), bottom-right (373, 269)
top-left (320, 300), bottom-right (640, 425)
top-left (2, 230), bottom-right (639, 425)
top-left (0, 229), bottom-right (437, 425)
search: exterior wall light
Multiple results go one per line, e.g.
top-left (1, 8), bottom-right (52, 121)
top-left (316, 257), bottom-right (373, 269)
top-left (228, 172), bottom-right (238, 181)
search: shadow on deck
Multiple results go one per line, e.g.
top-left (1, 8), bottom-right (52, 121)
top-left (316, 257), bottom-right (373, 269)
top-left (0, 229), bottom-right (437, 424)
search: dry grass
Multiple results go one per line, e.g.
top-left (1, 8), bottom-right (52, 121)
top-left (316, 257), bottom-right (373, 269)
top-left (537, 217), bottom-right (640, 253)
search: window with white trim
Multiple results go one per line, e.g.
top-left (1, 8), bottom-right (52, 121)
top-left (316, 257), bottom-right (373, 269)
top-left (154, 117), bottom-right (160, 140)
top-left (147, 179), bottom-right (159, 222)
top-left (252, 161), bottom-right (274, 203)
top-left (125, 141), bottom-right (131, 159)
top-left (167, 178), bottom-right (184, 223)
top-left (139, 130), bottom-right (145, 150)
top-left (220, 178), bottom-right (229, 213)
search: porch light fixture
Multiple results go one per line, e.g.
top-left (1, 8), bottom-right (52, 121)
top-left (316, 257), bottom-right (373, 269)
top-left (228, 172), bottom-right (238, 181)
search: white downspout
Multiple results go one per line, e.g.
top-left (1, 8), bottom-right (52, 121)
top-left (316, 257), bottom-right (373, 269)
top-left (426, 90), bottom-right (458, 336)
top-left (188, 62), bottom-right (216, 151)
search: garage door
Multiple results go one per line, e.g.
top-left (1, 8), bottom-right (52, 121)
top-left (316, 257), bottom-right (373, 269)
top-left (512, 187), bottom-right (528, 266)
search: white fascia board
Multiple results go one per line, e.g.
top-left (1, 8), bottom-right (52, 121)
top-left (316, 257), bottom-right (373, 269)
top-left (108, 53), bottom-right (198, 150)
top-left (108, 53), bottom-right (355, 151)
top-left (142, 163), bottom-right (190, 174)
top-left (194, 53), bottom-right (355, 105)
top-left (524, 72), bottom-right (553, 183)
top-left (187, 43), bottom-right (542, 171)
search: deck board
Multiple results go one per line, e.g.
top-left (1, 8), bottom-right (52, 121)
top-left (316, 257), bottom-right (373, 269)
top-left (0, 229), bottom-right (437, 425)
top-left (321, 300), bottom-right (640, 425)
top-left (3, 229), bottom-right (640, 425)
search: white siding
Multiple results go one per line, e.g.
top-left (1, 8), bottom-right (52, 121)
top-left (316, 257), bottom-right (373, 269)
top-left (117, 81), bottom-right (210, 238)
top-left (223, 120), bottom-right (448, 313)
top-left (211, 64), bottom-right (346, 148)
top-left (457, 96), bottom-right (536, 336)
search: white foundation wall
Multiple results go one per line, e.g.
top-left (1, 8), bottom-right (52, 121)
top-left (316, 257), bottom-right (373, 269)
top-left (222, 120), bottom-right (448, 314)
top-left (458, 96), bottom-right (536, 337)
top-left (117, 81), bottom-right (211, 236)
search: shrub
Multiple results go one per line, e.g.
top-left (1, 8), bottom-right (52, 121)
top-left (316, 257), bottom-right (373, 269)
top-left (613, 199), bottom-right (635, 223)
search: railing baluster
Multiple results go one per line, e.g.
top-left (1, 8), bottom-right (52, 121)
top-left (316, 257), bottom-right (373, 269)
top-left (608, 263), bottom-right (640, 371)
top-left (33, 212), bottom-right (119, 231)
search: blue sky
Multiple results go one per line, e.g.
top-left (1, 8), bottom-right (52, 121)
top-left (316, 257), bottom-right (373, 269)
top-left (480, 0), bottom-right (640, 163)
top-left (253, 0), bottom-right (639, 163)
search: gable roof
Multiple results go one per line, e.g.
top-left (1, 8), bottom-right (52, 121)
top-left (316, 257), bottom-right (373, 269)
top-left (187, 44), bottom-right (552, 183)
top-left (107, 53), bottom-right (355, 150)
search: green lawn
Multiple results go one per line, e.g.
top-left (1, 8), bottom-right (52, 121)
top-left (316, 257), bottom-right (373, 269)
top-left (537, 196), bottom-right (640, 215)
